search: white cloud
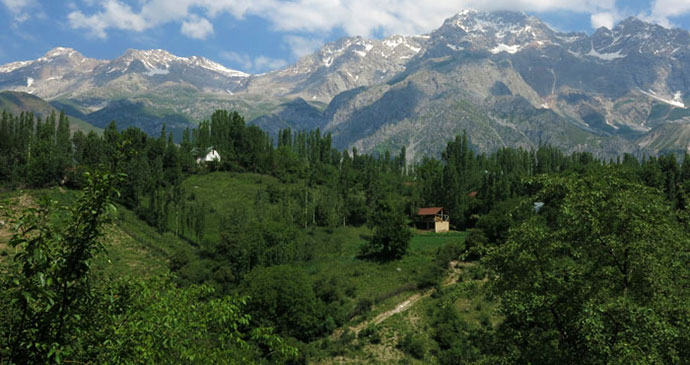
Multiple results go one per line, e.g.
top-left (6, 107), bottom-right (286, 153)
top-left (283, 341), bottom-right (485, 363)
top-left (648, 0), bottom-right (690, 27)
top-left (1, 0), bottom-right (38, 22)
top-left (221, 51), bottom-right (287, 72)
top-left (181, 15), bottom-right (214, 39)
top-left (68, 0), bottom-right (147, 38)
top-left (68, 0), bottom-right (621, 53)
top-left (591, 11), bottom-right (618, 29)
top-left (221, 51), bottom-right (253, 70)
top-left (284, 35), bottom-right (324, 57)
top-left (1, 0), bottom-right (32, 13)
top-left (254, 56), bottom-right (288, 71)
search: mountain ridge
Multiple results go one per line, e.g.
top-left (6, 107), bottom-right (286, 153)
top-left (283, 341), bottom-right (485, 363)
top-left (2, 11), bottom-right (690, 158)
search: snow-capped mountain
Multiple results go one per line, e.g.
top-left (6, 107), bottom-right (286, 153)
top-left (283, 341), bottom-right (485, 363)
top-left (308, 11), bottom-right (690, 157)
top-left (569, 17), bottom-right (690, 59)
top-left (3, 10), bottom-right (690, 158)
top-left (423, 10), bottom-right (558, 57)
top-left (0, 48), bottom-right (104, 98)
top-left (0, 47), bottom-right (249, 100)
top-left (245, 34), bottom-right (426, 101)
top-left (102, 49), bottom-right (249, 78)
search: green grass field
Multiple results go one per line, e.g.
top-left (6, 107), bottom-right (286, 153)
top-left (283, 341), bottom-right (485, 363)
top-left (174, 171), bottom-right (286, 243)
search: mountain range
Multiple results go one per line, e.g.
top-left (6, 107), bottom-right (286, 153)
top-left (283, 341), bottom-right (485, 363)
top-left (3, 10), bottom-right (690, 159)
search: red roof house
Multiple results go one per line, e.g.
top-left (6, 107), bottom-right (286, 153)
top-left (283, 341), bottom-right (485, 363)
top-left (416, 207), bottom-right (450, 233)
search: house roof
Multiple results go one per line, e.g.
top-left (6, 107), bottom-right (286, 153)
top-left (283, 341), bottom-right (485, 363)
top-left (417, 207), bottom-right (443, 216)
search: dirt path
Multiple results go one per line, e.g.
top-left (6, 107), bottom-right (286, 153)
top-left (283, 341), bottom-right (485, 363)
top-left (340, 261), bottom-right (468, 337)
top-left (350, 290), bottom-right (433, 334)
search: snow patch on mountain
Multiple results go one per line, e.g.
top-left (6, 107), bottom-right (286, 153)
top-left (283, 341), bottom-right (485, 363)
top-left (605, 119), bottom-right (620, 130)
top-left (640, 89), bottom-right (686, 108)
top-left (145, 68), bottom-right (170, 76)
top-left (45, 47), bottom-right (77, 58)
top-left (323, 57), bottom-right (334, 67)
top-left (408, 45), bottom-right (421, 53)
top-left (0, 61), bottom-right (33, 73)
top-left (490, 44), bottom-right (521, 54)
top-left (586, 48), bottom-right (625, 60)
top-left (384, 37), bottom-right (404, 49)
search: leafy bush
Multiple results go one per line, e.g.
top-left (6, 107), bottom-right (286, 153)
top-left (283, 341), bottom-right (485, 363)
top-left (435, 241), bottom-right (465, 268)
top-left (418, 241), bottom-right (465, 289)
top-left (398, 333), bottom-right (427, 359)
top-left (353, 298), bottom-right (373, 316)
top-left (463, 229), bottom-right (488, 260)
top-left (242, 265), bottom-right (324, 342)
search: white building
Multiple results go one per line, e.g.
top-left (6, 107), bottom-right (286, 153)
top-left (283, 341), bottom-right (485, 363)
top-left (196, 148), bottom-right (221, 164)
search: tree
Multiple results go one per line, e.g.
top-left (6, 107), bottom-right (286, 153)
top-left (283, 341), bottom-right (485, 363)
top-left (87, 275), bottom-right (297, 364)
top-left (360, 198), bottom-right (412, 260)
top-left (485, 171), bottom-right (690, 364)
top-left (55, 111), bottom-right (72, 179)
top-left (0, 170), bottom-right (122, 363)
top-left (242, 265), bottom-right (324, 342)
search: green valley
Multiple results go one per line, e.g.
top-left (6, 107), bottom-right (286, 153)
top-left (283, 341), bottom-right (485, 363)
top-left (0, 108), bottom-right (688, 363)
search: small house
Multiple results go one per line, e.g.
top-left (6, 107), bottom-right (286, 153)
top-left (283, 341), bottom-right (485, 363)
top-left (416, 207), bottom-right (450, 233)
top-left (196, 147), bottom-right (221, 164)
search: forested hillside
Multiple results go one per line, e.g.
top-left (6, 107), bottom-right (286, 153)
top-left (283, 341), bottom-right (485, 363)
top-left (0, 108), bottom-right (689, 363)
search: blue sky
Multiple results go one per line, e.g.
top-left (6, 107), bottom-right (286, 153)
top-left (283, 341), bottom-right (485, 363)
top-left (2, 0), bottom-right (690, 74)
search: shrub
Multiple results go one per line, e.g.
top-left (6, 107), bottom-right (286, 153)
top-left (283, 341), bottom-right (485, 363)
top-left (463, 229), bottom-right (488, 260)
top-left (398, 333), bottom-right (426, 359)
top-left (354, 298), bottom-right (373, 316)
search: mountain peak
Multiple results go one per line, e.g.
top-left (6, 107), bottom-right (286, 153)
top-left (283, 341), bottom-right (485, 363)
top-left (612, 16), bottom-right (682, 36)
top-left (448, 9), bottom-right (535, 29)
top-left (44, 47), bottom-right (80, 58)
top-left (186, 56), bottom-right (249, 78)
top-left (108, 48), bottom-right (249, 78)
top-left (584, 16), bottom-right (690, 57)
top-left (616, 16), bottom-right (653, 29)
top-left (433, 9), bottom-right (554, 56)
top-left (119, 48), bottom-right (178, 62)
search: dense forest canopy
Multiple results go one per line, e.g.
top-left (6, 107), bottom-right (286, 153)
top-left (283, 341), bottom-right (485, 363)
top-left (0, 108), bottom-right (689, 363)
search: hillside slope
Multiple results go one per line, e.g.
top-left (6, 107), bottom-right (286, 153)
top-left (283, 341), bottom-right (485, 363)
top-left (0, 91), bottom-right (101, 134)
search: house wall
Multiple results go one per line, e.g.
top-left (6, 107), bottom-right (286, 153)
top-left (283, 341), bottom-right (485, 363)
top-left (435, 221), bottom-right (449, 233)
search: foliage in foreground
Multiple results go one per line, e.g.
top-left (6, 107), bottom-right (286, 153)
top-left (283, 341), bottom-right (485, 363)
top-left (486, 172), bottom-right (690, 364)
top-left (0, 171), bottom-right (121, 362)
top-left (0, 171), bottom-right (296, 364)
top-left (88, 275), bottom-right (296, 364)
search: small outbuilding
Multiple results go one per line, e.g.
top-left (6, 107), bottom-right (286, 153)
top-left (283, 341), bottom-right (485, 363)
top-left (416, 207), bottom-right (450, 233)
top-left (196, 147), bottom-right (221, 164)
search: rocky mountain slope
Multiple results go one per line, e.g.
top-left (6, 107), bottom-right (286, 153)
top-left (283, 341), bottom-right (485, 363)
top-left (273, 11), bottom-right (690, 158)
top-left (3, 11), bottom-right (690, 158)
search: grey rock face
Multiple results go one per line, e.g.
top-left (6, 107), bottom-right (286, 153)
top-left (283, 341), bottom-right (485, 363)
top-left (244, 34), bottom-right (426, 102)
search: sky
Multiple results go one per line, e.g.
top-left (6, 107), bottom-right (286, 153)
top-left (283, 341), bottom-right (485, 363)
top-left (3, 0), bottom-right (690, 74)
